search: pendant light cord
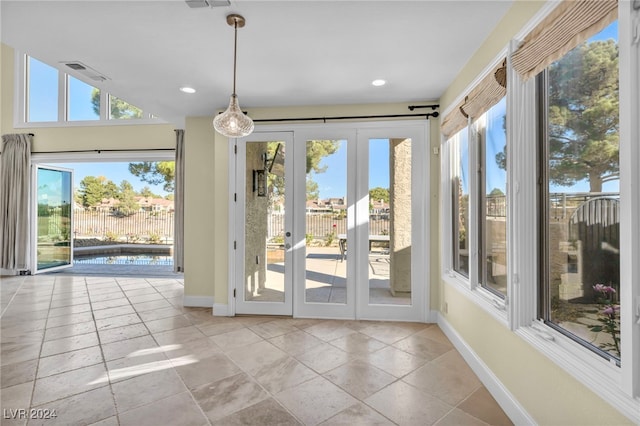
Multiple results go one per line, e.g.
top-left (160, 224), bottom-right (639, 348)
top-left (232, 19), bottom-right (238, 96)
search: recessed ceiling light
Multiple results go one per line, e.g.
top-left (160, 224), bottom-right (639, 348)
top-left (371, 79), bottom-right (386, 87)
top-left (180, 87), bottom-right (196, 94)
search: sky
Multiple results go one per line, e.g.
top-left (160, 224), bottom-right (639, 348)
top-left (29, 20), bottom-right (619, 201)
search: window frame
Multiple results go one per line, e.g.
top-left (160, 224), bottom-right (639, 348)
top-left (441, 3), bottom-right (639, 421)
top-left (441, 51), bottom-right (510, 326)
top-left (15, 52), bottom-right (163, 128)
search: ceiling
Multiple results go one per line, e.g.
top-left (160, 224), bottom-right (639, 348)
top-left (1, 1), bottom-right (514, 126)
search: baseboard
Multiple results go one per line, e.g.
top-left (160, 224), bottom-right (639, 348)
top-left (182, 295), bottom-right (214, 308)
top-left (427, 309), bottom-right (439, 323)
top-left (213, 303), bottom-right (229, 316)
top-left (437, 314), bottom-right (536, 426)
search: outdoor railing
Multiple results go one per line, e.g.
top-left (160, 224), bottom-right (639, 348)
top-left (73, 210), bottom-right (175, 242)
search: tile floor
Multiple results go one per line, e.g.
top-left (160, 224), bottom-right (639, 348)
top-left (0, 274), bottom-right (512, 426)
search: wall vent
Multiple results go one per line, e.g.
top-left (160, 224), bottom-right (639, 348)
top-left (61, 61), bottom-right (109, 82)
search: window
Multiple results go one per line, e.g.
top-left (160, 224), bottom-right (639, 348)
top-left (477, 98), bottom-right (507, 298)
top-left (21, 54), bottom-right (157, 125)
top-left (67, 76), bottom-right (100, 121)
top-left (538, 21), bottom-right (620, 362)
top-left (451, 127), bottom-right (469, 277)
top-left (27, 56), bottom-right (58, 122)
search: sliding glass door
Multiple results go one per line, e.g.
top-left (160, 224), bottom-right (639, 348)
top-left (33, 165), bottom-right (74, 273)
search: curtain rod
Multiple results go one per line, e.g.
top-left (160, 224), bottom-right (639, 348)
top-left (29, 148), bottom-right (175, 154)
top-left (252, 112), bottom-right (439, 123)
top-left (407, 104), bottom-right (440, 111)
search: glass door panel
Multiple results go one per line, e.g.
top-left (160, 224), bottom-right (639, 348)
top-left (304, 139), bottom-right (348, 304)
top-left (357, 126), bottom-right (426, 322)
top-left (34, 165), bottom-right (73, 273)
top-left (368, 138), bottom-right (412, 306)
top-left (236, 133), bottom-right (293, 316)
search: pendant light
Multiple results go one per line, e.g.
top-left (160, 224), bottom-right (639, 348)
top-left (213, 14), bottom-right (254, 138)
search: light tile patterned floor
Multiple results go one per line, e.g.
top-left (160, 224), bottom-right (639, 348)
top-left (0, 274), bottom-right (513, 426)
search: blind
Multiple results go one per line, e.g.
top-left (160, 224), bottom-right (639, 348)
top-left (441, 59), bottom-right (507, 139)
top-left (511, 0), bottom-right (617, 80)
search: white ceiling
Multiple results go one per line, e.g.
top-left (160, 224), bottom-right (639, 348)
top-left (1, 1), bottom-right (513, 126)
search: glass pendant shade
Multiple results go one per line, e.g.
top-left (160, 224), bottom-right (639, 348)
top-left (213, 94), bottom-right (254, 138)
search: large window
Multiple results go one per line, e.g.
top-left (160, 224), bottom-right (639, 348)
top-left (539, 21), bottom-right (620, 362)
top-left (21, 54), bottom-right (156, 124)
top-left (478, 98), bottom-right (507, 298)
top-left (451, 127), bottom-right (469, 277)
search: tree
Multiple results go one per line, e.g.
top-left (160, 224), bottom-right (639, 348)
top-left (139, 186), bottom-right (159, 198)
top-left (115, 180), bottom-right (139, 216)
top-left (306, 140), bottom-right (340, 174)
top-left (369, 187), bottom-right (389, 203)
top-left (548, 40), bottom-right (619, 192)
top-left (79, 176), bottom-right (117, 208)
top-left (91, 89), bottom-right (143, 119)
top-left (306, 178), bottom-right (319, 201)
top-left (128, 162), bottom-right (175, 192)
top-left (495, 40), bottom-right (619, 193)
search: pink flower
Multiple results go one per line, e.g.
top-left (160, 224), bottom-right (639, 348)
top-left (602, 305), bottom-right (620, 315)
top-left (593, 284), bottom-right (616, 294)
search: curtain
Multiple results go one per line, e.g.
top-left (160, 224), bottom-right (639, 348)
top-left (0, 134), bottom-right (32, 271)
top-left (173, 129), bottom-right (185, 272)
top-left (511, 0), bottom-right (617, 80)
top-left (441, 59), bottom-right (507, 140)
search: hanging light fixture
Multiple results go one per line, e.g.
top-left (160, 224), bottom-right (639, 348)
top-left (213, 14), bottom-right (254, 138)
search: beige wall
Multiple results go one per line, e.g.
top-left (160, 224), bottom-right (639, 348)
top-left (437, 2), bottom-right (629, 424)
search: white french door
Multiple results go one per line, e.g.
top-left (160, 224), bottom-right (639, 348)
top-left (233, 122), bottom-right (429, 321)
top-left (32, 164), bottom-right (74, 274)
top-left (234, 132), bottom-right (294, 315)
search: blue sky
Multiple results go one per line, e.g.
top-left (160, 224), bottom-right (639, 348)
top-left (309, 139), bottom-right (390, 199)
top-left (30, 20), bottom-right (619, 200)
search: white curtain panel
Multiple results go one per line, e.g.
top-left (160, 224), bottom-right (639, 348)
top-left (0, 134), bottom-right (32, 272)
top-left (173, 129), bottom-right (185, 272)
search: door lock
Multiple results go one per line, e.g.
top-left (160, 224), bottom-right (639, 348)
top-left (285, 243), bottom-right (291, 249)
top-left (285, 232), bottom-right (291, 237)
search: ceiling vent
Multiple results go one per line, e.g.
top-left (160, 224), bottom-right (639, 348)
top-left (185, 0), bottom-right (230, 8)
top-left (61, 61), bottom-right (109, 82)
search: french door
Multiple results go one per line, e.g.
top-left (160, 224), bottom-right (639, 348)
top-left (233, 122), bottom-right (428, 321)
top-left (32, 165), bottom-right (74, 273)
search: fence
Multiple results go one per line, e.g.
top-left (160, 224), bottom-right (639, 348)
top-left (268, 214), bottom-right (390, 239)
top-left (73, 210), bottom-right (174, 242)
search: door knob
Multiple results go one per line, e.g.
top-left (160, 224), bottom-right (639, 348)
top-left (285, 232), bottom-right (291, 237)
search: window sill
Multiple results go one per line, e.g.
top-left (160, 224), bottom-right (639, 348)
top-left (517, 323), bottom-right (640, 424)
top-left (14, 118), bottom-right (167, 129)
top-left (442, 270), bottom-right (509, 327)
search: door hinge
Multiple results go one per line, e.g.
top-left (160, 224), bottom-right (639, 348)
top-left (233, 289), bottom-right (236, 298)
top-left (234, 145), bottom-right (238, 154)
top-left (234, 193), bottom-right (237, 202)
top-left (233, 241), bottom-right (237, 250)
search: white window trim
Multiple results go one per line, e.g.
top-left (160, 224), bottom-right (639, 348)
top-left (440, 53), bottom-right (510, 326)
top-left (15, 51), bottom-right (165, 128)
top-left (441, 3), bottom-right (640, 421)
top-left (507, 3), bottom-right (639, 422)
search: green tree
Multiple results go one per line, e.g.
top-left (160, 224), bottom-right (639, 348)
top-left (547, 39), bottom-right (619, 192)
top-left (128, 162), bottom-right (175, 192)
top-left (138, 186), bottom-right (159, 198)
top-left (91, 89), bottom-right (143, 119)
top-left (306, 178), bottom-right (319, 201)
top-left (305, 140), bottom-right (340, 174)
top-left (115, 180), bottom-right (139, 216)
top-left (79, 176), bottom-right (117, 208)
top-left (369, 187), bottom-right (389, 203)
top-left (495, 40), bottom-right (619, 193)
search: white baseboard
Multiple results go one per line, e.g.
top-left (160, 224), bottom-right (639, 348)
top-left (213, 303), bottom-right (230, 316)
top-left (437, 314), bottom-right (536, 426)
top-left (427, 309), bottom-right (439, 323)
top-left (182, 295), bottom-right (214, 308)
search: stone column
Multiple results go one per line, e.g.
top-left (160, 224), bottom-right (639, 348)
top-left (389, 138), bottom-right (412, 295)
top-left (245, 142), bottom-right (269, 299)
